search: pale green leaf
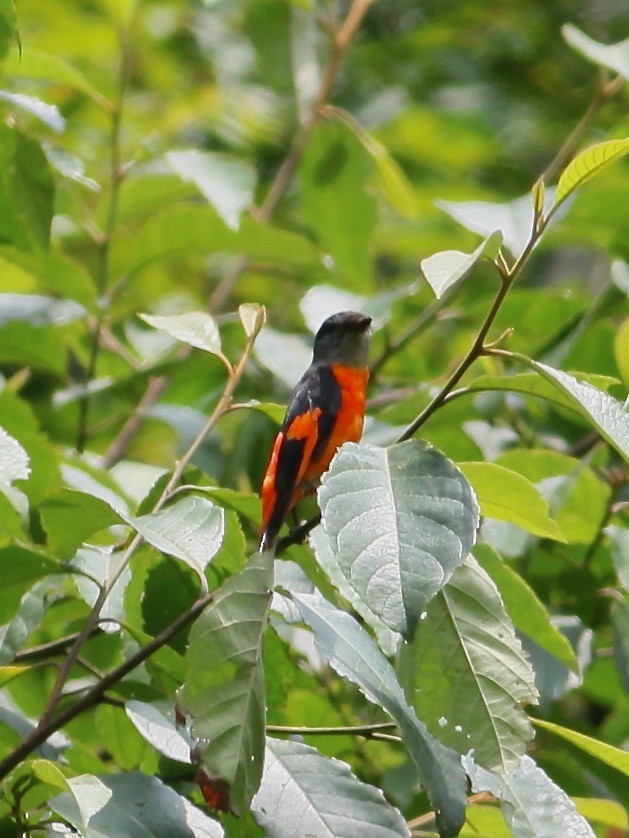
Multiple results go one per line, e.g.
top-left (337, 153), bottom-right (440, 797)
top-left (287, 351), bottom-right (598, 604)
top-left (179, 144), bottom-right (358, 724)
top-left (399, 556), bottom-right (537, 771)
top-left (251, 737), bottom-right (410, 837)
top-left (437, 195), bottom-right (535, 258)
top-left (166, 150), bottom-right (256, 230)
top-left (554, 139), bottom-right (629, 209)
top-left (464, 754), bottom-right (595, 838)
top-left (179, 550), bottom-right (273, 814)
top-left (420, 232), bottom-right (502, 299)
top-left (0, 426), bottom-right (29, 514)
top-left (462, 371), bottom-right (619, 411)
top-left (139, 311), bottom-right (222, 357)
top-left (573, 798), bottom-right (628, 829)
top-left (300, 282), bottom-right (415, 333)
top-left (562, 24), bottom-right (629, 81)
top-left (131, 496), bottom-right (225, 584)
top-left (318, 440), bottom-right (479, 637)
top-left (533, 718), bottom-right (629, 775)
top-left (290, 590), bottom-right (467, 838)
top-left (125, 701), bottom-right (192, 764)
top-left (458, 462), bottom-right (565, 541)
top-left (50, 773), bottom-right (223, 837)
top-left (238, 303), bottom-right (266, 339)
top-left (0, 91), bottom-right (65, 132)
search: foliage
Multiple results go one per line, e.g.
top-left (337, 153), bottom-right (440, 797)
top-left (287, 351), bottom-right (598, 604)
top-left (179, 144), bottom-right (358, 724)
top-left (0, 0), bottom-right (627, 836)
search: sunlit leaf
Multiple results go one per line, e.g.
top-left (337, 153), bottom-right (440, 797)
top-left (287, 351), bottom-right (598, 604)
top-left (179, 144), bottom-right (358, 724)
top-left (139, 311), bottom-right (223, 357)
top-left (399, 556), bottom-right (537, 771)
top-left (299, 282), bottom-right (416, 333)
top-left (458, 462), bottom-right (565, 541)
top-left (179, 550), bottom-right (273, 814)
top-left (614, 316), bottom-right (629, 386)
top-left (437, 195), bottom-right (535, 258)
top-left (0, 91), bottom-right (65, 132)
top-left (125, 700), bottom-right (193, 764)
top-left (553, 139), bottom-right (629, 209)
top-left (532, 719), bottom-right (629, 776)
top-left (464, 754), bottom-right (595, 838)
top-left (318, 440), bottom-right (479, 637)
top-left (238, 303), bottom-right (266, 339)
top-left (290, 590), bottom-right (467, 838)
top-left (166, 150), bottom-right (256, 230)
top-left (420, 232), bottom-right (502, 299)
top-left (251, 737), bottom-right (410, 837)
top-left (573, 798), bottom-right (628, 830)
top-left (0, 426), bottom-right (29, 514)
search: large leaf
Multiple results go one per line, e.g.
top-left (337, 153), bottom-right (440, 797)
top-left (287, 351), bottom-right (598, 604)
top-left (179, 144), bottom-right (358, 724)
top-left (318, 440), bottom-right (479, 637)
top-left (553, 138), bottom-right (629, 210)
top-left (299, 281), bottom-right (416, 333)
top-left (179, 549), bottom-right (273, 814)
top-left (474, 544), bottom-right (578, 672)
top-left (458, 462), bottom-right (565, 541)
top-left (420, 232), bottom-right (502, 299)
top-left (290, 590), bottom-right (467, 838)
top-left (40, 489), bottom-right (122, 559)
top-left (533, 718), bottom-right (629, 775)
top-left (0, 91), bottom-right (65, 133)
top-left (399, 556), bottom-right (537, 771)
top-left (562, 25), bottom-right (629, 82)
top-left (0, 546), bottom-right (59, 624)
top-left (437, 194), bottom-right (535, 258)
top-left (0, 580), bottom-right (55, 664)
top-left (515, 357), bottom-right (629, 462)
top-left (3, 47), bottom-right (109, 108)
top-left (131, 495), bottom-right (225, 583)
top-left (0, 426), bottom-right (29, 515)
top-left (299, 121), bottom-right (377, 284)
top-left (50, 773), bottom-right (223, 837)
top-left (251, 737), bottom-right (410, 838)
top-left (166, 150), bottom-right (256, 230)
top-left (464, 754), bottom-right (595, 838)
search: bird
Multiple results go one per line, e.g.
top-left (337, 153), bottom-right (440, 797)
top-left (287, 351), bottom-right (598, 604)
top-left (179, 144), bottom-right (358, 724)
top-left (259, 311), bottom-right (372, 552)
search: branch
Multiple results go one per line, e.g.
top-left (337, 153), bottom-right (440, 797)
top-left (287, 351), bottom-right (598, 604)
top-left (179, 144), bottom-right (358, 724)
top-left (38, 328), bottom-right (260, 731)
top-left (0, 593), bottom-right (213, 782)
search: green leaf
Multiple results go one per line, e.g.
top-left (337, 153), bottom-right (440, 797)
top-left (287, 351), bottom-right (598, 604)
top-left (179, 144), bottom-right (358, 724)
top-left (125, 700), bottom-right (192, 764)
top-left (420, 232), bottom-right (502, 299)
top-left (399, 556), bottom-right (537, 771)
top-left (0, 546), bottom-right (59, 623)
top-left (608, 525), bottom-right (629, 589)
top-left (40, 490), bottom-right (122, 559)
top-left (0, 247), bottom-right (97, 310)
top-left (166, 150), bottom-right (256, 230)
top-left (0, 580), bottom-right (53, 663)
top-left (71, 545), bottom-right (131, 625)
top-left (458, 462), bottom-right (565, 541)
top-left (516, 358), bottom-right (629, 462)
top-left (474, 544), bottom-right (578, 673)
top-left (290, 590), bottom-right (467, 838)
top-left (300, 281), bottom-right (417, 332)
top-left (464, 754), bottom-right (595, 838)
top-left (463, 371), bottom-right (619, 412)
top-left (299, 121), bottom-right (377, 283)
top-left (318, 440), bottom-right (479, 637)
top-left (533, 718), bottom-right (629, 775)
top-left (0, 0), bottom-right (15, 59)
top-left (50, 773), bottom-right (224, 837)
top-left (179, 550), bottom-right (273, 814)
top-left (3, 126), bottom-right (55, 248)
top-left (614, 316), bottom-right (629, 386)
top-left (562, 25), bottom-right (629, 81)
top-left (131, 496), bottom-right (225, 585)
top-left (251, 737), bottom-right (410, 837)
top-left (139, 311), bottom-right (223, 358)
top-left (3, 47), bottom-right (110, 108)
top-left (573, 798), bottom-right (628, 830)
top-left (0, 319), bottom-right (66, 374)
top-left (254, 326), bottom-right (311, 388)
top-left (553, 139), bottom-right (629, 210)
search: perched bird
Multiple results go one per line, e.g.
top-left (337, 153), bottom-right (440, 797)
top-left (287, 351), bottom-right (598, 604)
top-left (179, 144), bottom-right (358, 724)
top-left (259, 311), bottom-right (372, 552)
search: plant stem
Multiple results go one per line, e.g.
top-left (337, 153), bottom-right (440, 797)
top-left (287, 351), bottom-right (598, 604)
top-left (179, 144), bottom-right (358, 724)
top-left (76, 25), bottom-right (130, 453)
top-left (267, 722), bottom-right (397, 735)
top-left (0, 593), bottom-right (213, 782)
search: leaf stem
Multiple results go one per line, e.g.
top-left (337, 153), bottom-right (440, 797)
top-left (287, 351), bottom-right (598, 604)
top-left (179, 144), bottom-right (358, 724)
top-left (267, 722), bottom-right (397, 736)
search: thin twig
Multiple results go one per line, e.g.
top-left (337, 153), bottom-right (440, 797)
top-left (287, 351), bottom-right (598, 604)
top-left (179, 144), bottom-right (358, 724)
top-left (0, 593), bottom-right (213, 782)
top-left (267, 722), bottom-right (397, 735)
top-left (407, 793), bottom-right (496, 831)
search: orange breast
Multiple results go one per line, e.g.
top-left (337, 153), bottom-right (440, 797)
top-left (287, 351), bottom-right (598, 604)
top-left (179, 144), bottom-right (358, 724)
top-left (304, 363), bottom-right (369, 483)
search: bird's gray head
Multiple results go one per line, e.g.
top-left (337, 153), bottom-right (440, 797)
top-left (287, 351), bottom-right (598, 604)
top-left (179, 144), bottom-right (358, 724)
top-left (311, 311), bottom-right (372, 367)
